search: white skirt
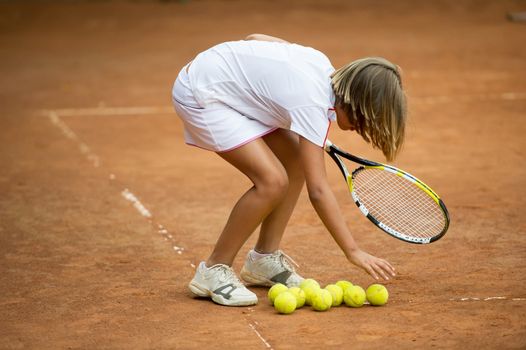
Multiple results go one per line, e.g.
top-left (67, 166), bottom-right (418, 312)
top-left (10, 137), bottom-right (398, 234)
top-left (171, 65), bottom-right (277, 152)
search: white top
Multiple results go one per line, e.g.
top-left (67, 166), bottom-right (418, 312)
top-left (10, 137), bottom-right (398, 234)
top-left (187, 40), bottom-right (337, 147)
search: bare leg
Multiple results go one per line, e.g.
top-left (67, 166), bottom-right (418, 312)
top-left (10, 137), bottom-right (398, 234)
top-left (255, 129), bottom-right (304, 253)
top-left (206, 138), bottom-right (289, 267)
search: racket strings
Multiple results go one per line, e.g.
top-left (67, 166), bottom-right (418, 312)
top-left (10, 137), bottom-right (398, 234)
top-left (363, 182), bottom-right (444, 237)
top-left (353, 168), bottom-right (446, 239)
top-left (359, 184), bottom-right (443, 238)
top-left (359, 177), bottom-right (443, 237)
top-left (361, 176), bottom-right (439, 227)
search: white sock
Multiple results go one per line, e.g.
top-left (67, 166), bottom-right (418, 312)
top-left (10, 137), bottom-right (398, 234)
top-left (250, 249), bottom-right (273, 261)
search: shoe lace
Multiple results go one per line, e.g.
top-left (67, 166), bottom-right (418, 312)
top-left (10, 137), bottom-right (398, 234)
top-left (211, 265), bottom-right (244, 287)
top-left (275, 250), bottom-right (300, 272)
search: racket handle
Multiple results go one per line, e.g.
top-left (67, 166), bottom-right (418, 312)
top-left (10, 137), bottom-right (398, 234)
top-left (324, 139), bottom-right (334, 151)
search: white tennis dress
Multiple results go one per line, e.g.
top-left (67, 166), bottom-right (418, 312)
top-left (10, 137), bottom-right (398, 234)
top-left (172, 40), bottom-right (336, 152)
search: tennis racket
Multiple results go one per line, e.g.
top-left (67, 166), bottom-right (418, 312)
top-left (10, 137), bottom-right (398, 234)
top-left (324, 140), bottom-right (450, 244)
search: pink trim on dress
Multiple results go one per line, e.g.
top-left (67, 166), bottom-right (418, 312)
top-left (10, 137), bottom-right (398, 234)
top-left (185, 127), bottom-right (280, 153)
top-left (184, 142), bottom-right (216, 152)
top-left (219, 127), bottom-right (279, 153)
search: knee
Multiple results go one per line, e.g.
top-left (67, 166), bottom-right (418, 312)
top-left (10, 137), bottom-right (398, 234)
top-left (255, 169), bottom-right (289, 203)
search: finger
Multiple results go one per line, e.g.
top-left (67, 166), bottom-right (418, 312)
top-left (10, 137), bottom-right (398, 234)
top-left (383, 260), bottom-right (396, 274)
top-left (377, 259), bottom-right (396, 277)
top-left (378, 258), bottom-right (395, 270)
top-left (364, 264), bottom-right (379, 280)
top-left (372, 263), bottom-right (390, 280)
top-left (374, 258), bottom-right (395, 276)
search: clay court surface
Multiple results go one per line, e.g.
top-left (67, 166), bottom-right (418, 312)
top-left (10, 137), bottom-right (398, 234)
top-left (1, 0), bottom-right (525, 348)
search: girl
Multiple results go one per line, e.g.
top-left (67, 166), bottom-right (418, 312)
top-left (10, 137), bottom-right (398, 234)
top-left (172, 34), bottom-right (406, 306)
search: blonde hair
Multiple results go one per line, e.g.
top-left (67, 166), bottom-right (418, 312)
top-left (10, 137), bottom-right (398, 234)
top-left (331, 57), bottom-right (407, 161)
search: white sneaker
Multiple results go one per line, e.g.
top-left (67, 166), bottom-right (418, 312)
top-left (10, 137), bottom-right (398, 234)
top-left (240, 250), bottom-right (304, 287)
top-left (188, 262), bottom-right (258, 306)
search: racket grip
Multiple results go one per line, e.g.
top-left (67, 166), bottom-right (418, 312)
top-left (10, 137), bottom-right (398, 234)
top-left (324, 139), bottom-right (334, 151)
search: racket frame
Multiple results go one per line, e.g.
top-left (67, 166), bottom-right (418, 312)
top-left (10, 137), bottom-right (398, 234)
top-left (324, 140), bottom-right (450, 244)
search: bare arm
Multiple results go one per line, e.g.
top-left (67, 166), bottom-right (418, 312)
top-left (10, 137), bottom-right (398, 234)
top-left (245, 33), bottom-right (290, 44)
top-left (298, 136), bottom-right (396, 280)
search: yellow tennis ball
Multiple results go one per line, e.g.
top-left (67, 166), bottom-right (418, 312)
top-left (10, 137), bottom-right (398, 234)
top-left (302, 285), bottom-right (321, 306)
top-left (300, 278), bottom-right (320, 290)
top-left (268, 283), bottom-right (288, 305)
top-left (274, 291), bottom-right (297, 314)
top-left (288, 287), bottom-right (306, 308)
top-left (325, 284), bottom-right (344, 306)
top-left (300, 279), bottom-right (321, 306)
top-left (311, 288), bottom-right (333, 311)
top-left (343, 285), bottom-right (366, 307)
top-left (366, 284), bottom-right (389, 306)
top-left (336, 280), bottom-right (354, 294)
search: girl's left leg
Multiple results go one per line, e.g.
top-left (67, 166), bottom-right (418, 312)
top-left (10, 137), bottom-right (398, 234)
top-left (255, 129), bottom-right (305, 252)
top-left (239, 129), bottom-right (305, 286)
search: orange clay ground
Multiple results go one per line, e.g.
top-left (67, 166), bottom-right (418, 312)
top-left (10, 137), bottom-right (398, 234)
top-left (1, 1), bottom-right (525, 349)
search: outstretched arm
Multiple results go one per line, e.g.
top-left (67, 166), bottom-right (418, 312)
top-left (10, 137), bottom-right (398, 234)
top-left (245, 33), bottom-right (290, 43)
top-left (298, 136), bottom-right (396, 281)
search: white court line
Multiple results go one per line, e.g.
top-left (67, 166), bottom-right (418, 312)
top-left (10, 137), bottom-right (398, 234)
top-left (412, 92), bottom-right (526, 104)
top-left (47, 111), bottom-right (188, 258)
top-left (121, 188), bottom-right (153, 219)
top-left (449, 296), bottom-right (526, 302)
top-left (48, 111), bottom-right (101, 167)
top-left (41, 106), bottom-right (174, 117)
top-left (46, 109), bottom-right (271, 349)
top-left (248, 322), bottom-right (273, 350)
top-left (38, 91), bottom-right (526, 119)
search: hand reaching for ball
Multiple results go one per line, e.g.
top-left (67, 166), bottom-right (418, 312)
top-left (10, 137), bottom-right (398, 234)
top-left (347, 249), bottom-right (396, 281)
